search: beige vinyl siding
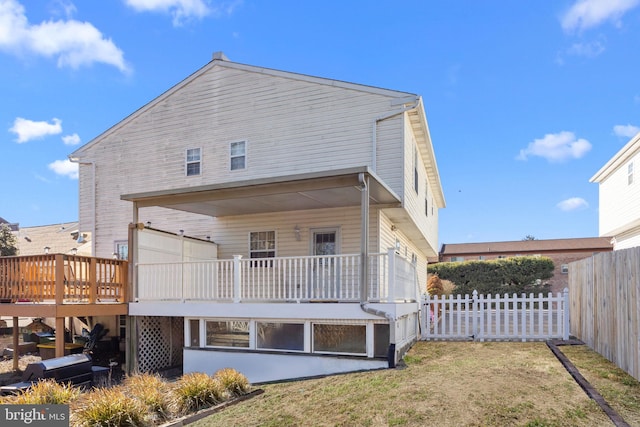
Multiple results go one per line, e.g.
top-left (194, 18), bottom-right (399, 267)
top-left (599, 152), bottom-right (640, 237)
top-left (209, 206), bottom-right (378, 260)
top-left (83, 66), bottom-right (402, 198)
top-left (379, 211), bottom-right (427, 292)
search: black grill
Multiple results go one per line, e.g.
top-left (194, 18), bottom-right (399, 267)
top-left (1, 353), bottom-right (96, 395)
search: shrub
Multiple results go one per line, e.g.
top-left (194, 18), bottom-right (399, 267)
top-left (122, 372), bottom-right (172, 422)
top-left (11, 379), bottom-right (80, 404)
top-left (214, 368), bottom-right (250, 397)
top-left (171, 372), bottom-right (225, 415)
top-left (72, 387), bottom-right (146, 427)
top-left (426, 274), bottom-right (444, 296)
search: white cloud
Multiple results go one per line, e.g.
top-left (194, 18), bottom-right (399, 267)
top-left (557, 197), bottom-right (589, 212)
top-left (561, 0), bottom-right (640, 32)
top-left (62, 133), bottom-right (81, 145)
top-left (9, 117), bottom-right (62, 143)
top-left (0, 0), bottom-right (129, 72)
top-left (566, 40), bottom-right (605, 58)
top-left (124, 0), bottom-right (210, 26)
top-left (48, 159), bottom-right (78, 179)
top-left (613, 124), bottom-right (640, 138)
top-left (517, 131), bottom-right (592, 162)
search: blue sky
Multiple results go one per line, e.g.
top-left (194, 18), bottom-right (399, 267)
top-left (1, 0), bottom-right (639, 246)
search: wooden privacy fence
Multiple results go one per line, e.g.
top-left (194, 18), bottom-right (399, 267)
top-left (421, 289), bottom-right (569, 342)
top-left (569, 247), bottom-right (640, 381)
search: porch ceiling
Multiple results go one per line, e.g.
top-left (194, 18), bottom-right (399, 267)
top-left (121, 167), bottom-right (401, 217)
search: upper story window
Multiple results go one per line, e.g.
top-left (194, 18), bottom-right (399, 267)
top-left (425, 179), bottom-right (429, 217)
top-left (186, 148), bottom-right (201, 176)
top-left (230, 141), bottom-right (246, 171)
top-left (628, 162), bottom-right (634, 185)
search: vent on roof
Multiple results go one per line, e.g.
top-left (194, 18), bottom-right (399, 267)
top-left (212, 52), bottom-right (229, 61)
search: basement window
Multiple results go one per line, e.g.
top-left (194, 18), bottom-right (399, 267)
top-left (205, 320), bottom-right (249, 348)
top-left (186, 148), bottom-right (201, 176)
top-left (256, 322), bottom-right (304, 351)
top-left (312, 324), bottom-right (366, 355)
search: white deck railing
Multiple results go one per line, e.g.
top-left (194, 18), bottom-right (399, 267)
top-left (136, 249), bottom-right (418, 303)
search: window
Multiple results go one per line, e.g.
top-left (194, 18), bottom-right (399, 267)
top-left (230, 141), bottom-right (246, 170)
top-left (114, 241), bottom-right (128, 260)
top-left (425, 179), bottom-right (429, 216)
top-left (450, 256), bottom-right (464, 262)
top-left (186, 148), bottom-right (201, 176)
top-left (313, 324), bottom-right (366, 355)
top-left (189, 319), bottom-right (200, 347)
top-left (206, 321), bottom-right (249, 347)
top-left (561, 264), bottom-right (569, 274)
top-left (629, 162), bottom-right (634, 185)
top-left (250, 231), bottom-right (275, 266)
top-left (478, 256), bottom-right (486, 260)
top-left (257, 322), bottom-right (304, 351)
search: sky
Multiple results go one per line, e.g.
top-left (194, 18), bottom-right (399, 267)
top-left (1, 0), bottom-right (639, 247)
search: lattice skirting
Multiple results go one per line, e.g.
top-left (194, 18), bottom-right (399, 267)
top-left (135, 316), bottom-right (184, 373)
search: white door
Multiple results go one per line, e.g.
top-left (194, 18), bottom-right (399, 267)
top-left (310, 228), bottom-right (340, 299)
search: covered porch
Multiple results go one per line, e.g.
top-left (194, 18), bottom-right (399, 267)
top-left (0, 254), bottom-right (128, 366)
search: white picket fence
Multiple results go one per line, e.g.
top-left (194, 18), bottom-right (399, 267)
top-left (421, 289), bottom-right (569, 342)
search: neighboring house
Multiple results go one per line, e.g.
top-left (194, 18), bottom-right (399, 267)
top-left (439, 237), bottom-right (613, 293)
top-left (68, 52), bottom-right (446, 383)
top-left (13, 221), bottom-right (91, 256)
top-left (590, 132), bottom-right (640, 250)
top-left (0, 217), bottom-right (19, 232)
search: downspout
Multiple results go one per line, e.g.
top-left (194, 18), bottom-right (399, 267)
top-left (371, 97), bottom-right (420, 172)
top-left (68, 157), bottom-right (96, 256)
top-left (358, 172), bottom-right (398, 367)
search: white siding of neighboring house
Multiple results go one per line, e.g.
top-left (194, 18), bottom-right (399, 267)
top-left (76, 63), bottom-right (423, 258)
top-left (597, 151), bottom-right (640, 238)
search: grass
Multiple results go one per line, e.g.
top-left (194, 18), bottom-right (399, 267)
top-left (191, 342), bottom-right (631, 427)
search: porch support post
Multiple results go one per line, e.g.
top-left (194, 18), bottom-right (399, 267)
top-left (55, 316), bottom-right (65, 358)
top-left (359, 173), bottom-right (369, 303)
top-left (387, 248), bottom-right (396, 302)
top-left (12, 317), bottom-right (19, 371)
top-left (233, 255), bottom-right (243, 303)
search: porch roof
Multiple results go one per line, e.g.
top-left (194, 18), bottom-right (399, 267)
top-left (121, 166), bottom-right (401, 216)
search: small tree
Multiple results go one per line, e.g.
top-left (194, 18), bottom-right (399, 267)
top-left (0, 223), bottom-right (18, 256)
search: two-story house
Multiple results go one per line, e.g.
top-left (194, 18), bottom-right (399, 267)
top-left (68, 53), bottom-right (445, 383)
top-left (591, 131), bottom-right (640, 250)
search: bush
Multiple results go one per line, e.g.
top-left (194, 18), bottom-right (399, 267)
top-left (72, 387), bottom-right (146, 427)
top-left (171, 372), bottom-right (225, 415)
top-left (10, 379), bottom-right (80, 404)
top-left (214, 368), bottom-right (250, 397)
top-left (122, 372), bottom-right (173, 422)
top-left (426, 274), bottom-right (444, 296)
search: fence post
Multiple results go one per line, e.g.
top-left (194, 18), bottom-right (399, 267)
top-left (562, 287), bottom-right (569, 340)
top-left (472, 290), bottom-right (478, 340)
top-left (233, 255), bottom-right (242, 303)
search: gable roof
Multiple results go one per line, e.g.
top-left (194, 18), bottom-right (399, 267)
top-left (440, 237), bottom-right (613, 256)
top-left (591, 131), bottom-right (640, 183)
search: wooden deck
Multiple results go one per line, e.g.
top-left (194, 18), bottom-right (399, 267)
top-left (0, 254), bottom-right (128, 317)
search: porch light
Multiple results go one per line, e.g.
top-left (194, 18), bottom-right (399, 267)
top-left (112, 252), bottom-right (118, 259)
top-left (178, 229), bottom-right (184, 236)
top-left (71, 248), bottom-right (78, 255)
top-left (146, 221), bottom-right (151, 228)
top-left (44, 246), bottom-right (50, 254)
top-left (294, 225), bottom-right (301, 241)
top-left (206, 235), bottom-right (211, 241)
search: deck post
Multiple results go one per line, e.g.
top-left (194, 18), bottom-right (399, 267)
top-left (562, 287), bottom-right (570, 340)
top-left (233, 255), bottom-right (242, 303)
top-left (12, 317), bottom-right (19, 371)
top-left (54, 254), bottom-right (65, 305)
top-left (387, 248), bottom-right (396, 302)
top-left (89, 258), bottom-right (97, 303)
top-left (55, 316), bottom-right (65, 358)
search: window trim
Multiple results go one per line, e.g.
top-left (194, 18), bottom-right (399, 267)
top-left (249, 230), bottom-right (276, 261)
top-left (628, 162), bottom-right (634, 185)
top-left (185, 147), bottom-right (202, 177)
top-left (230, 140), bottom-right (247, 171)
